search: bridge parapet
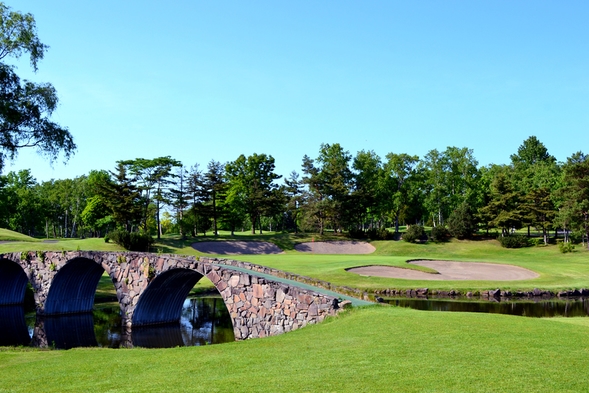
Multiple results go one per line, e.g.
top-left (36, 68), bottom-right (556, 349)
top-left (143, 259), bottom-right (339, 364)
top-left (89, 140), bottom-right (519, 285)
top-left (0, 251), bottom-right (344, 341)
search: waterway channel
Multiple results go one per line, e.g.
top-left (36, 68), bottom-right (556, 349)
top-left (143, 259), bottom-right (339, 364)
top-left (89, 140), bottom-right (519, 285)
top-left (3, 296), bottom-right (588, 350)
top-left (0, 295), bottom-right (235, 349)
top-left (385, 297), bottom-right (589, 318)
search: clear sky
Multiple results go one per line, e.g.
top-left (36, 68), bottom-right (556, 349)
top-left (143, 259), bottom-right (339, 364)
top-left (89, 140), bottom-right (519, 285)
top-left (6, 0), bottom-right (589, 182)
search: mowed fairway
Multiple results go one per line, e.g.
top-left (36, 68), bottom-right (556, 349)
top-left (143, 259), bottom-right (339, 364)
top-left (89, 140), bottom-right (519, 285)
top-left (234, 238), bottom-right (589, 293)
top-left (1, 306), bottom-right (588, 392)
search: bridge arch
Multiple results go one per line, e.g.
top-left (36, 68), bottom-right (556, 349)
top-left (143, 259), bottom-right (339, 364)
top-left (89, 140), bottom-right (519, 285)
top-left (0, 251), bottom-right (344, 341)
top-left (45, 257), bottom-right (106, 314)
top-left (0, 258), bottom-right (29, 305)
top-left (132, 268), bottom-right (206, 326)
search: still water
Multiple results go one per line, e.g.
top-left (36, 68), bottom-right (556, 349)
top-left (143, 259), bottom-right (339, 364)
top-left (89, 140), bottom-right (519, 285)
top-left (385, 297), bottom-right (589, 318)
top-left (0, 296), bottom-right (234, 349)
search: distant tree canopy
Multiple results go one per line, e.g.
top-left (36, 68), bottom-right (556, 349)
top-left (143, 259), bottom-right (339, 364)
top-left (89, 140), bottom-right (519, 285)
top-left (0, 2), bottom-right (75, 170)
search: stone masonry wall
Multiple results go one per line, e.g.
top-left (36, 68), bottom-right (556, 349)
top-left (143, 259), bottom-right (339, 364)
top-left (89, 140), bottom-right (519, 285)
top-left (0, 251), bottom-right (343, 341)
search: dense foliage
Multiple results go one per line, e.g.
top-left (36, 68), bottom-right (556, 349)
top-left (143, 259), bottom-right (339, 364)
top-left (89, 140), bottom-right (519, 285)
top-left (403, 225), bottom-right (427, 243)
top-left (106, 229), bottom-right (154, 252)
top-left (0, 136), bottom-right (588, 252)
top-left (0, 2), bottom-right (75, 170)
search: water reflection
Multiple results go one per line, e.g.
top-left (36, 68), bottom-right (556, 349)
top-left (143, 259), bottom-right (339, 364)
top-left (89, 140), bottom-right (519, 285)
top-left (41, 314), bottom-right (98, 349)
top-left (0, 306), bottom-right (30, 347)
top-left (386, 297), bottom-right (589, 317)
top-left (0, 296), bottom-right (234, 349)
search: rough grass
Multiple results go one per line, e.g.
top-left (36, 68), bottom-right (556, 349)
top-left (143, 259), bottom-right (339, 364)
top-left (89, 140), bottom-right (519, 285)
top-left (1, 306), bottom-right (588, 392)
top-left (0, 228), bottom-right (40, 242)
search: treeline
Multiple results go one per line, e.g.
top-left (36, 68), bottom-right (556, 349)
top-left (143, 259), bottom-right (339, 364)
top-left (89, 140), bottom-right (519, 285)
top-left (0, 136), bottom-right (587, 248)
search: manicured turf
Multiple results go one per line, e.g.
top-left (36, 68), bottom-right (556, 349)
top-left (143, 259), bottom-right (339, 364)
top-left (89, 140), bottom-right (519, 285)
top-left (236, 238), bottom-right (589, 293)
top-left (1, 232), bottom-right (588, 293)
top-left (1, 306), bottom-right (588, 392)
top-left (2, 231), bottom-right (589, 392)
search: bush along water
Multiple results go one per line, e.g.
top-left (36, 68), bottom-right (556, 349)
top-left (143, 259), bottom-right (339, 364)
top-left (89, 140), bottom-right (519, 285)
top-left (106, 230), bottom-right (154, 251)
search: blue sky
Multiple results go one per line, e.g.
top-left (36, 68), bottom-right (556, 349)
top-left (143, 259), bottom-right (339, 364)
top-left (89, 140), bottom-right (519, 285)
top-left (7, 0), bottom-right (589, 181)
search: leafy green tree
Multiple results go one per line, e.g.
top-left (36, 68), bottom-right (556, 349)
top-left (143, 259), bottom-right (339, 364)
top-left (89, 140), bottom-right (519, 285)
top-left (225, 153), bottom-right (281, 234)
top-left (0, 3), bottom-right (75, 170)
top-left (302, 143), bottom-right (353, 234)
top-left (120, 156), bottom-right (182, 238)
top-left (509, 136), bottom-right (560, 237)
top-left (447, 201), bottom-right (477, 239)
top-left (202, 160), bottom-right (227, 236)
top-left (479, 173), bottom-right (524, 236)
top-left (284, 171), bottom-right (304, 233)
top-left (352, 150), bottom-right (383, 232)
top-left (421, 147), bottom-right (479, 227)
top-left (98, 163), bottom-right (142, 231)
top-left (169, 165), bottom-right (189, 238)
top-left (523, 187), bottom-right (555, 245)
top-left (1, 169), bottom-right (41, 235)
top-left (558, 152), bottom-right (589, 249)
top-left (383, 153), bottom-right (419, 233)
top-left (185, 163), bottom-right (206, 236)
top-left (510, 136), bottom-right (556, 167)
top-left (81, 195), bottom-right (112, 237)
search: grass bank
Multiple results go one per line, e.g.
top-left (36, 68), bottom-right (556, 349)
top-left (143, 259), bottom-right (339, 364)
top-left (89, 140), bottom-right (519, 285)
top-left (1, 306), bottom-right (588, 392)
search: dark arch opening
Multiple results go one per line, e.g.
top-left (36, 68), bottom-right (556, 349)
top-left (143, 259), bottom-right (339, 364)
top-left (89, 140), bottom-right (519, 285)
top-left (132, 268), bottom-right (204, 326)
top-left (0, 258), bottom-right (29, 305)
top-left (45, 257), bottom-right (105, 315)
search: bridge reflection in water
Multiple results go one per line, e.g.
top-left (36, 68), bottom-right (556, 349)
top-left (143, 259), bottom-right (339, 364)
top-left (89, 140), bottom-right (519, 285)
top-left (0, 296), bottom-right (234, 349)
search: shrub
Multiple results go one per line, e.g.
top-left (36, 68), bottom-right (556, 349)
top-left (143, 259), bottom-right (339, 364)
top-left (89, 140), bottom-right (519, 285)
top-left (107, 229), bottom-right (154, 251)
top-left (104, 233), bottom-right (110, 243)
top-left (430, 226), bottom-right (451, 242)
top-left (530, 237), bottom-right (544, 247)
top-left (349, 228), bottom-right (395, 240)
top-left (366, 228), bottom-right (395, 240)
top-left (403, 225), bottom-right (427, 243)
top-left (558, 241), bottom-right (575, 253)
top-left (498, 234), bottom-right (531, 248)
top-left (348, 229), bottom-right (367, 239)
top-left (569, 231), bottom-right (583, 244)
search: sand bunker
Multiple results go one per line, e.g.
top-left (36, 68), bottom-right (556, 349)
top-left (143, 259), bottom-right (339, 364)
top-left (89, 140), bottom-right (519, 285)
top-left (295, 241), bottom-right (375, 254)
top-left (347, 260), bottom-right (539, 281)
top-left (191, 241), bottom-right (283, 255)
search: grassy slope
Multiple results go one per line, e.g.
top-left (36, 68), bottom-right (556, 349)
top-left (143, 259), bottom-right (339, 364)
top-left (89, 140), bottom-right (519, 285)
top-left (0, 228), bottom-right (40, 242)
top-left (1, 306), bottom-right (588, 392)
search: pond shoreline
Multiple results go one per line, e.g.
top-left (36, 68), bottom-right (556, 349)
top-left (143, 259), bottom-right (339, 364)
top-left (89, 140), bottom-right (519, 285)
top-left (374, 287), bottom-right (589, 302)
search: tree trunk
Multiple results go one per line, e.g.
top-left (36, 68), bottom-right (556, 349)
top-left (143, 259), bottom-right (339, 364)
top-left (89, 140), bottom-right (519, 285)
top-left (156, 200), bottom-right (161, 240)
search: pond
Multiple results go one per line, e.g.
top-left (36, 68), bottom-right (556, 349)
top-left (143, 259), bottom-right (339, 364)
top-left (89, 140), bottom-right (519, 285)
top-left (0, 295), bottom-right (235, 349)
top-left (385, 297), bottom-right (589, 318)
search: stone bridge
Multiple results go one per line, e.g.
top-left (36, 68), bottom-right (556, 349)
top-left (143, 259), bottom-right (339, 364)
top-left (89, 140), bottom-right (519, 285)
top-left (0, 251), bottom-right (345, 341)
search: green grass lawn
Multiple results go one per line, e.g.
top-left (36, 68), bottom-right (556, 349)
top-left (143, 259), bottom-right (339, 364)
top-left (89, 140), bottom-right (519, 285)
top-left (1, 306), bottom-right (588, 392)
top-left (234, 238), bottom-right (589, 293)
top-left (1, 231), bottom-right (588, 293)
top-left (2, 230), bottom-right (589, 391)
